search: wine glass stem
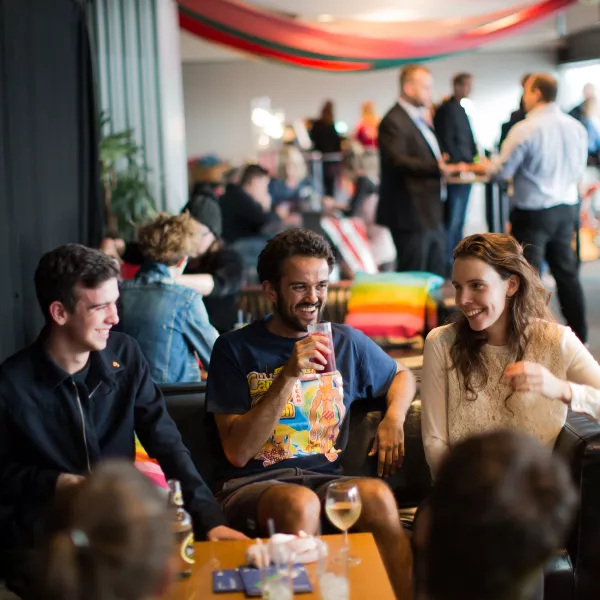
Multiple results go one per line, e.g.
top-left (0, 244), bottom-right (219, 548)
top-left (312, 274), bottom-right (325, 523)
top-left (344, 528), bottom-right (349, 554)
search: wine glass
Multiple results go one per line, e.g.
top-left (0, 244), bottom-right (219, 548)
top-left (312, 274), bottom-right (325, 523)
top-left (324, 481), bottom-right (362, 566)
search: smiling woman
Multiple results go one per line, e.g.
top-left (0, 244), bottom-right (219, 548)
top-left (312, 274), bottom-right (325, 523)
top-left (420, 233), bottom-right (600, 477)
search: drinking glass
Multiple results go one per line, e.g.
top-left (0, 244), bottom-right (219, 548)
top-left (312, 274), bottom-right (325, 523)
top-left (324, 481), bottom-right (361, 566)
top-left (307, 322), bottom-right (336, 373)
top-left (318, 543), bottom-right (349, 600)
top-left (259, 539), bottom-right (294, 600)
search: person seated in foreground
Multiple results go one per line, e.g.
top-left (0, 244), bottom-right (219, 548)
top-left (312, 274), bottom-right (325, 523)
top-left (416, 429), bottom-right (577, 600)
top-left (421, 233), bottom-right (600, 477)
top-left (117, 212), bottom-right (219, 382)
top-left (37, 462), bottom-right (174, 600)
top-left (206, 228), bottom-right (416, 598)
top-left (0, 244), bottom-right (243, 596)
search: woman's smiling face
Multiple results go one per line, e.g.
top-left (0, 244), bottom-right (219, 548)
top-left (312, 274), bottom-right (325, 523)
top-left (452, 257), bottom-right (519, 343)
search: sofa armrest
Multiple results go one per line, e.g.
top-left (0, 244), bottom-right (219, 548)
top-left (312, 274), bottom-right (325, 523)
top-left (554, 411), bottom-right (600, 599)
top-left (339, 397), bottom-right (431, 508)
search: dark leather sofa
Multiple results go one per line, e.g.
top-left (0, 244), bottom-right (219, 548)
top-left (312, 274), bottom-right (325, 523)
top-left (161, 382), bottom-right (600, 600)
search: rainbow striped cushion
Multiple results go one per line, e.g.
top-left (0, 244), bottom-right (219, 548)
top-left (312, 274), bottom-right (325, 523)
top-left (345, 272), bottom-right (444, 339)
top-left (134, 436), bottom-right (168, 489)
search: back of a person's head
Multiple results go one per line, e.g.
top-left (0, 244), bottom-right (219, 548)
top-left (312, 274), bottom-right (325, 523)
top-left (257, 229), bottom-right (335, 284)
top-left (35, 244), bottom-right (120, 325)
top-left (452, 72), bottom-right (472, 88)
top-left (320, 100), bottom-right (335, 124)
top-left (426, 430), bottom-right (577, 600)
top-left (520, 73), bottom-right (532, 88)
top-left (38, 462), bottom-right (172, 600)
top-left (239, 164), bottom-right (269, 189)
top-left (183, 192), bottom-right (223, 240)
top-left (529, 73), bottom-right (558, 104)
top-left (137, 212), bottom-right (203, 266)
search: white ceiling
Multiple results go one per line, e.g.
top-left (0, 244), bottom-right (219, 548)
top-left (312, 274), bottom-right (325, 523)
top-left (180, 2), bottom-right (600, 63)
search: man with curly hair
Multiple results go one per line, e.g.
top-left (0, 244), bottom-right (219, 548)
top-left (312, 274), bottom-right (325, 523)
top-left (117, 212), bottom-right (219, 382)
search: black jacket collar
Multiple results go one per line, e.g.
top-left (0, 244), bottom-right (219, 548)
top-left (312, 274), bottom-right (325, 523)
top-left (33, 329), bottom-right (125, 390)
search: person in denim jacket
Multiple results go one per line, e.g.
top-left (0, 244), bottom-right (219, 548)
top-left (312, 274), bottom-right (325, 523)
top-left (117, 212), bottom-right (219, 383)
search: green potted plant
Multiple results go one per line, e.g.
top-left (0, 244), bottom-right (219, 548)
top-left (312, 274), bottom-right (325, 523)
top-left (100, 113), bottom-right (157, 241)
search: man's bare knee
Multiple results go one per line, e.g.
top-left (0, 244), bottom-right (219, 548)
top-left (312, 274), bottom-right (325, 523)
top-left (257, 484), bottom-right (321, 535)
top-left (353, 479), bottom-right (399, 531)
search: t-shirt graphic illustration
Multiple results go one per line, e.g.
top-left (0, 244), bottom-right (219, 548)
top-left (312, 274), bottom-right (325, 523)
top-left (248, 367), bottom-right (345, 467)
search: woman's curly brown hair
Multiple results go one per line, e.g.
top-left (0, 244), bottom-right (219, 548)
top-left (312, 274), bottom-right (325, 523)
top-left (137, 212), bottom-right (203, 266)
top-left (450, 233), bottom-right (553, 401)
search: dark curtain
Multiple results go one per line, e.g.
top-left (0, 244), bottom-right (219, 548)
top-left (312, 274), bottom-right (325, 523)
top-left (0, 0), bottom-right (103, 362)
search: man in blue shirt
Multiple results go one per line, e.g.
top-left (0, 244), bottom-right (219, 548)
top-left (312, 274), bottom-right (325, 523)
top-left (483, 74), bottom-right (589, 344)
top-left (207, 229), bottom-right (415, 598)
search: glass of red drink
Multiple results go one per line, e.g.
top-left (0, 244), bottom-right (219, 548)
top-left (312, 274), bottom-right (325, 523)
top-left (308, 322), bottom-right (337, 373)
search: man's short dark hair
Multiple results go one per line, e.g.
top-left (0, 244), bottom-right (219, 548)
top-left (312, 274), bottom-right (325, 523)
top-left (426, 430), bottom-right (576, 600)
top-left (399, 64), bottom-right (431, 91)
top-left (239, 164), bottom-right (270, 188)
top-left (257, 229), bottom-right (336, 284)
top-left (35, 244), bottom-right (120, 323)
top-left (530, 74), bottom-right (558, 103)
top-left (453, 72), bottom-right (472, 87)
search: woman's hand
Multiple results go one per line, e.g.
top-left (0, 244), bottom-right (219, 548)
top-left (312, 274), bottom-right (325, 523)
top-left (504, 361), bottom-right (572, 403)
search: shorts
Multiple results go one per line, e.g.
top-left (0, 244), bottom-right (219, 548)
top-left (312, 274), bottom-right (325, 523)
top-left (216, 468), bottom-right (350, 536)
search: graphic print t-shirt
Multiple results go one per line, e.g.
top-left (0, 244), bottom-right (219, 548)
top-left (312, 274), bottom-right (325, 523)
top-left (206, 317), bottom-right (397, 480)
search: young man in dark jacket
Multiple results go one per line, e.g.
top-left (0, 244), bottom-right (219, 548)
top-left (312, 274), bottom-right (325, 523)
top-left (0, 244), bottom-right (244, 595)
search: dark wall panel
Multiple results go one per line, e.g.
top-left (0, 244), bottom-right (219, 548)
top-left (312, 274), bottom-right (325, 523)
top-left (558, 24), bottom-right (600, 65)
top-left (0, 0), bottom-right (103, 361)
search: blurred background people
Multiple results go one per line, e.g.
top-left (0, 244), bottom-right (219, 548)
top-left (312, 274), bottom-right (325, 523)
top-left (268, 146), bottom-right (314, 212)
top-left (118, 212), bottom-right (219, 382)
top-left (485, 74), bottom-right (589, 344)
top-left (309, 100), bottom-right (343, 196)
top-left (354, 100), bottom-right (379, 150)
top-left (569, 83), bottom-right (596, 123)
top-left (434, 73), bottom-right (478, 272)
top-left (378, 64), bottom-right (463, 276)
top-left (570, 89), bottom-right (600, 162)
top-left (500, 73), bottom-right (531, 146)
top-left (342, 143), bottom-right (397, 270)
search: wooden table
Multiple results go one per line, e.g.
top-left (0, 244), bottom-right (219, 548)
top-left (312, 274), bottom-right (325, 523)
top-left (167, 533), bottom-right (395, 600)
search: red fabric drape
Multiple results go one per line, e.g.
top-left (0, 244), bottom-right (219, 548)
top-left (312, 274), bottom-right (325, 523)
top-left (179, 0), bottom-right (575, 67)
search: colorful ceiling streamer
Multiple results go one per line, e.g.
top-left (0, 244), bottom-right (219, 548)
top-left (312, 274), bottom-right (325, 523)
top-left (178, 0), bottom-right (577, 71)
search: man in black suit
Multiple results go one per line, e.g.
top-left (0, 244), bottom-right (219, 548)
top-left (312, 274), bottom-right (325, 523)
top-left (377, 65), bottom-right (463, 276)
top-left (499, 73), bottom-right (531, 146)
top-left (434, 73), bottom-right (477, 271)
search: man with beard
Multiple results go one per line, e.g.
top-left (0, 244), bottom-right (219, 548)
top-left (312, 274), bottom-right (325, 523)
top-left (377, 64), bottom-right (464, 276)
top-left (206, 229), bottom-right (416, 599)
